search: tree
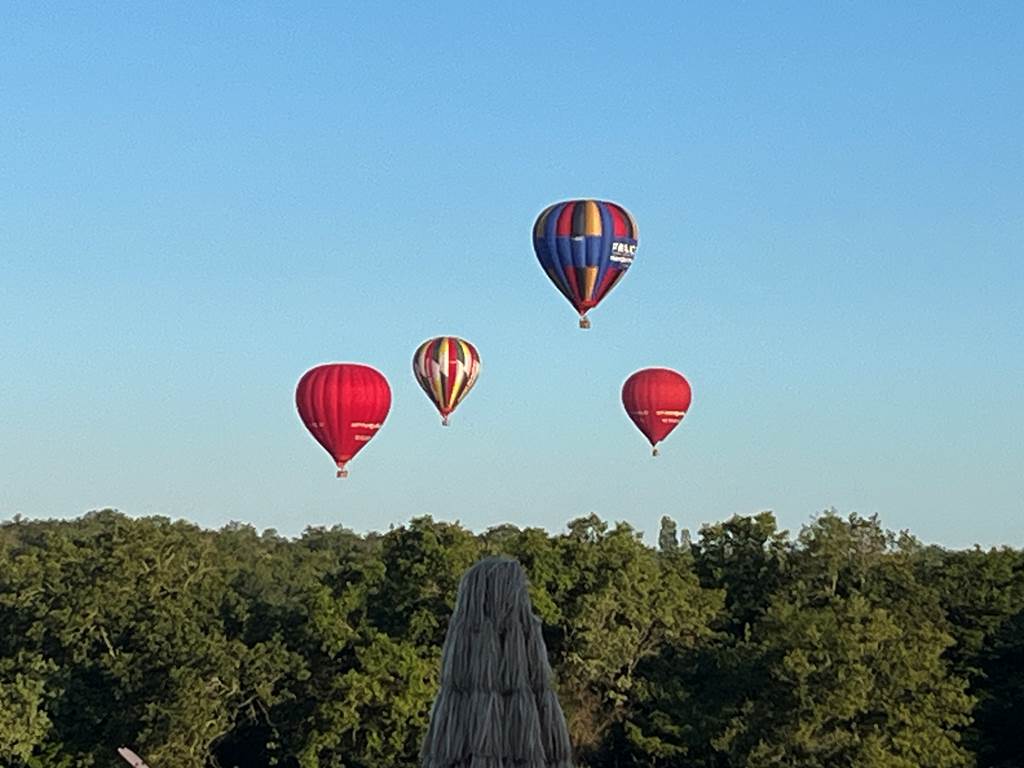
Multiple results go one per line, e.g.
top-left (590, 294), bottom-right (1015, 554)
top-left (0, 653), bottom-right (52, 763)
top-left (658, 517), bottom-right (678, 553)
top-left (545, 516), bottom-right (720, 762)
top-left (973, 608), bottom-right (1024, 768)
top-left (712, 514), bottom-right (974, 768)
top-left (719, 592), bottom-right (973, 768)
top-left (693, 512), bottom-right (791, 639)
top-left (370, 517), bottom-right (482, 648)
top-left (0, 509), bottom-right (1016, 767)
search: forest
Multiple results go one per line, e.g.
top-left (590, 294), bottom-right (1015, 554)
top-left (1, 509), bottom-right (1021, 768)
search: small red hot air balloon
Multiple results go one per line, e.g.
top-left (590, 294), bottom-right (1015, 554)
top-left (621, 367), bottom-right (692, 456)
top-left (295, 363), bottom-right (391, 477)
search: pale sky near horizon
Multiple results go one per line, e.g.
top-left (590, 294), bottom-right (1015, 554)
top-left (1, 2), bottom-right (1021, 549)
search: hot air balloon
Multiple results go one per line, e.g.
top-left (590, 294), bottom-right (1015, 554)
top-left (412, 336), bottom-right (481, 426)
top-left (295, 363), bottom-right (391, 477)
top-left (533, 199), bottom-right (638, 328)
top-left (621, 367), bottom-right (692, 456)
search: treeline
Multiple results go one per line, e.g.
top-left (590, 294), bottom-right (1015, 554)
top-left (1, 510), bottom-right (1022, 768)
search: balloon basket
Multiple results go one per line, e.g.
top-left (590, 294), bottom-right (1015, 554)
top-left (441, 415), bottom-right (450, 426)
top-left (652, 447), bottom-right (659, 457)
top-left (336, 464), bottom-right (349, 478)
top-left (579, 315), bottom-right (591, 329)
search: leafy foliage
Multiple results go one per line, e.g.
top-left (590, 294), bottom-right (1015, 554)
top-left (0, 509), bottom-right (1019, 767)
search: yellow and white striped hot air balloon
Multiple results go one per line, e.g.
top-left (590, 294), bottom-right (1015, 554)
top-left (412, 336), bottom-right (481, 426)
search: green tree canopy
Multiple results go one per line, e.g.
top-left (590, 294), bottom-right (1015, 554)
top-left (0, 509), bottom-right (1018, 768)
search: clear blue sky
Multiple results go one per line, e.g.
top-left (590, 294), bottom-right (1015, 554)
top-left (1, 2), bottom-right (1021, 547)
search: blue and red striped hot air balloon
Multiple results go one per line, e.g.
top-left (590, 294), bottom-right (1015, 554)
top-left (413, 336), bottom-right (481, 426)
top-left (533, 199), bottom-right (639, 328)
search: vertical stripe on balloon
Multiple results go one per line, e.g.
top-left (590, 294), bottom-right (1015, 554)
top-left (556, 202), bottom-right (575, 236)
top-left (583, 266), bottom-right (598, 301)
top-left (534, 205), bottom-right (554, 238)
top-left (624, 207), bottom-right (639, 239)
top-left (584, 200), bottom-right (602, 236)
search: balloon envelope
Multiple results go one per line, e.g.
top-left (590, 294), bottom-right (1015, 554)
top-left (621, 368), bottom-right (692, 454)
top-left (412, 336), bottom-right (481, 425)
top-left (295, 363), bottom-right (391, 477)
top-left (533, 199), bottom-right (638, 328)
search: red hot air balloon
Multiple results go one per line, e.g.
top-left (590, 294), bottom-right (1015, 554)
top-left (621, 368), bottom-right (692, 456)
top-left (295, 363), bottom-right (391, 477)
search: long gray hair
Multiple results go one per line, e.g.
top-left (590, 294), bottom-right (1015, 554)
top-left (420, 556), bottom-right (573, 768)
